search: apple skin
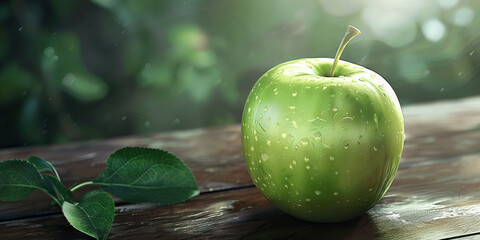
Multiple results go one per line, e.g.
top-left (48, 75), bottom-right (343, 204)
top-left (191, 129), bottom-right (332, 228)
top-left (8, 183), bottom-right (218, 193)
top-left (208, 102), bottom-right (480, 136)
top-left (241, 58), bottom-right (404, 222)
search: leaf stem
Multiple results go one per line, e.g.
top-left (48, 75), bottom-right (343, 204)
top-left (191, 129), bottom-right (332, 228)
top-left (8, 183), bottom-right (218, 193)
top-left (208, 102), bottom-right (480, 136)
top-left (40, 189), bottom-right (62, 206)
top-left (329, 25), bottom-right (361, 77)
top-left (70, 181), bottom-right (95, 192)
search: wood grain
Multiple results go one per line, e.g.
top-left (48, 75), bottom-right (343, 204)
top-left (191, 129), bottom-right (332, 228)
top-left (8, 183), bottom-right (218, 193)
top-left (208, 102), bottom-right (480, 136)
top-left (1, 96), bottom-right (480, 239)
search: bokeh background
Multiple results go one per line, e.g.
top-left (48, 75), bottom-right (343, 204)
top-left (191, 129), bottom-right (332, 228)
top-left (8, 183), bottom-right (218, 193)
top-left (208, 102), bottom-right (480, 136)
top-left (1, 0), bottom-right (479, 148)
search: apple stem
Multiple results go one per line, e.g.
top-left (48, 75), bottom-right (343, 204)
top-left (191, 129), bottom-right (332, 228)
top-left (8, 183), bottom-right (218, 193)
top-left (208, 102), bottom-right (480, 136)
top-left (329, 25), bottom-right (361, 77)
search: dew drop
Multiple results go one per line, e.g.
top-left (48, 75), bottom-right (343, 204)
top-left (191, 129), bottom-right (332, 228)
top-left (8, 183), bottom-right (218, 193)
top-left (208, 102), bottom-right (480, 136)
top-left (301, 138), bottom-right (309, 146)
top-left (282, 133), bottom-right (287, 139)
top-left (248, 107), bottom-right (251, 113)
top-left (292, 92), bottom-right (297, 97)
top-left (267, 140), bottom-right (271, 145)
top-left (261, 154), bottom-right (269, 161)
top-left (264, 106), bottom-right (268, 112)
top-left (374, 146), bottom-right (378, 151)
top-left (289, 165), bottom-right (293, 169)
top-left (293, 160), bottom-right (297, 165)
top-left (250, 146), bottom-right (255, 151)
top-left (304, 157), bottom-right (310, 162)
top-left (334, 171), bottom-right (339, 175)
top-left (306, 165), bottom-right (311, 170)
top-left (305, 198), bottom-right (311, 202)
top-left (369, 188), bottom-right (373, 192)
top-left (259, 114), bottom-right (263, 119)
top-left (315, 190), bottom-right (321, 195)
top-left (275, 122), bottom-right (280, 128)
top-left (330, 156), bottom-right (335, 161)
top-left (284, 145), bottom-right (289, 150)
top-left (344, 144), bottom-right (349, 149)
top-left (334, 192), bottom-right (339, 196)
top-left (322, 86), bottom-right (328, 90)
top-left (332, 107), bottom-right (338, 112)
top-left (289, 105), bottom-right (296, 110)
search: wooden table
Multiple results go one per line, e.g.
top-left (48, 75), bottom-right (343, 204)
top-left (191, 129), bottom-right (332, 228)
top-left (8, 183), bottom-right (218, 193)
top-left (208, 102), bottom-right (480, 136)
top-left (1, 96), bottom-right (480, 239)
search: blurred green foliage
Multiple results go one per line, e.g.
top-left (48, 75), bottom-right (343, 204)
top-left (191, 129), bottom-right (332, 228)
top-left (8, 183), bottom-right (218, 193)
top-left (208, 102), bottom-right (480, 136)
top-left (1, 0), bottom-right (479, 148)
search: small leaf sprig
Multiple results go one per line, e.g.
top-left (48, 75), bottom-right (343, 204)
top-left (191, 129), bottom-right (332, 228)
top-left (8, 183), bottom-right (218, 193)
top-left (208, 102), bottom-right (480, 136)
top-left (0, 147), bottom-right (199, 240)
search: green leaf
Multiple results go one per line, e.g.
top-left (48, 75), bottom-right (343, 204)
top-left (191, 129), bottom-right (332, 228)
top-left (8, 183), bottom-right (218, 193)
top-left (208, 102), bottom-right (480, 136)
top-left (0, 160), bottom-right (50, 201)
top-left (27, 156), bottom-right (61, 180)
top-left (43, 174), bottom-right (73, 203)
top-left (94, 147), bottom-right (199, 204)
top-left (62, 190), bottom-right (115, 240)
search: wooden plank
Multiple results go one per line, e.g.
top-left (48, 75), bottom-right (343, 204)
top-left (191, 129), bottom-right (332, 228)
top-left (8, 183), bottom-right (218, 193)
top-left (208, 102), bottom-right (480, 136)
top-left (1, 151), bottom-right (480, 239)
top-left (1, 96), bottom-right (480, 239)
top-left (0, 126), bottom-right (251, 221)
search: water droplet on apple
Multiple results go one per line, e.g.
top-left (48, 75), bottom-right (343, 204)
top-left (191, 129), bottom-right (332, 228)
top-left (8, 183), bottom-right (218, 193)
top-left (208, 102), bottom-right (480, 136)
top-left (304, 157), bottom-right (310, 162)
top-left (261, 154), bottom-right (269, 161)
top-left (289, 105), bottom-right (296, 110)
top-left (289, 164), bottom-right (293, 169)
top-left (259, 114), bottom-right (263, 119)
top-left (264, 106), bottom-right (268, 112)
top-left (277, 69), bottom-right (284, 74)
top-left (344, 144), bottom-right (349, 149)
top-left (292, 92), bottom-right (297, 97)
top-left (275, 122), bottom-right (280, 128)
top-left (294, 145), bottom-right (299, 151)
top-left (315, 190), bottom-right (321, 195)
top-left (337, 83), bottom-right (342, 86)
top-left (334, 192), bottom-right (339, 196)
top-left (334, 171), bottom-right (339, 175)
top-left (306, 165), bottom-right (311, 170)
top-left (247, 107), bottom-right (251, 113)
top-left (300, 138), bottom-right (309, 146)
top-left (293, 160), bottom-right (297, 165)
top-left (305, 198), bottom-right (311, 202)
top-left (330, 156), bottom-right (335, 161)
top-left (284, 145), bottom-right (289, 150)
top-left (267, 140), bottom-right (271, 145)
top-left (281, 133), bottom-right (287, 139)
top-left (332, 107), bottom-right (338, 112)
top-left (313, 132), bottom-right (322, 142)
top-left (322, 86), bottom-right (327, 90)
top-left (374, 146), bottom-right (378, 151)
top-left (251, 146), bottom-right (255, 151)
top-left (359, 78), bottom-right (367, 82)
top-left (305, 85), bottom-right (311, 89)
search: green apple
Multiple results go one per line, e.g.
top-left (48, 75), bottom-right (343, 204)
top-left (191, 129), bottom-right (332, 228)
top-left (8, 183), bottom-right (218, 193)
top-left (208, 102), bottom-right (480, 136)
top-left (241, 26), bottom-right (404, 222)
